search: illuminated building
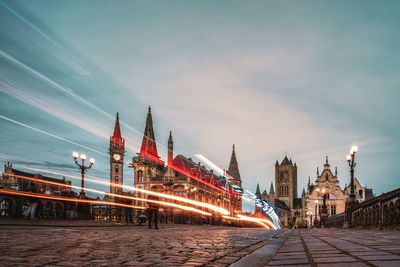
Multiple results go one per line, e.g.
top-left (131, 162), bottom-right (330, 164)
top-left (131, 107), bottom-right (243, 224)
top-left (0, 162), bottom-right (74, 218)
top-left (305, 156), bottom-right (374, 227)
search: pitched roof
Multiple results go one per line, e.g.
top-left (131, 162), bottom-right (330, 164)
top-left (275, 199), bottom-right (290, 211)
top-left (281, 156), bottom-right (291, 165)
top-left (227, 144), bottom-right (241, 180)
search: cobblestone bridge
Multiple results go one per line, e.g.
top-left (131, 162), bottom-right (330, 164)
top-left (0, 222), bottom-right (399, 266)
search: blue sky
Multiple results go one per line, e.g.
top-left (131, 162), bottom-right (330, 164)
top-left (0, 0), bottom-right (399, 211)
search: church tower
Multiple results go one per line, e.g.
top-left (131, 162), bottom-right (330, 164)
top-left (275, 155), bottom-right (298, 209)
top-left (110, 112), bottom-right (125, 196)
top-left (227, 144), bottom-right (242, 187)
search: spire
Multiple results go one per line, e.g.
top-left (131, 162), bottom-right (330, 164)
top-left (110, 112), bottom-right (124, 148)
top-left (168, 131), bottom-right (173, 164)
top-left (113, 112), bottom-right (122, 139)
top-left (140, 106), bottom-right (159, 158)
top-left (302, 188), bottom-right (306, 196)
top-left (227, 144), bottom-right (241, 180)
top-left (255, 183), bottom-right (261, 199)
top-left (317, 167), bottom-right (319, 176)
top-left (335, 166), bottom-right (338, 176)
top-left (275, 160), bottom-right (279, 166)
top-left (324, 156), bottom-right (330, 170)
top-left (269, 182), bottom-right (275, 195)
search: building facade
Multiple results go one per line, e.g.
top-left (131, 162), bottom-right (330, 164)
top-left (131, 107), bottom-right (243, 223)
top-left (305, 156), bottom-right (374, 227)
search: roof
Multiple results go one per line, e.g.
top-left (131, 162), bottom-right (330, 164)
top-left (365, 189), bottom-right (374, 200)
top-left (281, 156), bottom-right (292, 166)
top-left (11, 169), bottom-right (66, 184)
top-left (140, 106), bottom-right (159, 159)
top-left (269, 182), bottom-right (275, 194)
top-left (275, 199), bottom-right (290, 211)
top-left (227, 144), bottom-right (241, 180)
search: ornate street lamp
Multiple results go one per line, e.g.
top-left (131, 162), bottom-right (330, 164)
top-left (347, 145), bottom-right (358, 200)
top-left (72, 152), bottom-right (95, 198)
top-left (345, 145), bottom-right (359, 227)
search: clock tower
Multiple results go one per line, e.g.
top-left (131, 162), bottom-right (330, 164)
top-left (109, 112), bottom-right (125, 196)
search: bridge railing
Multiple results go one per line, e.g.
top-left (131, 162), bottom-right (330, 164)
top-left (351, 188), bottom-right (400, 229)
top-left (325, 212), bottom-right (345, 228)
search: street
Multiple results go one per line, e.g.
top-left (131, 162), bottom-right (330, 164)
top-left (1, 222), bottom-right (399, 266)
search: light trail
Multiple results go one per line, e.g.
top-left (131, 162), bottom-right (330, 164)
top-left (0, 188), bottom-right (145, 209)
top-left (223, 215), bottom-right (270, 229)
top-left (0, 114), bottom-right (107, 156)
top-left (237, 214), bottom-right (272, 229)
top-left (15, 169), bottom-right (228, 215)
top-left (8, 173), bottom-right (212, 216)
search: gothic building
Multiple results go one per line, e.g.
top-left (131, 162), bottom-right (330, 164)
top-left (131, 107), bottom-right (243, 223)
top-left (256, 155), bottom-right (306, 228)
top-left (305, 156), bottom-right (374, 227)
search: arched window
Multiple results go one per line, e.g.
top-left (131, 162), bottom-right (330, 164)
top-left (0, 199), bottom-right (11, 216)
top-left (325, 173), bottom-right (329, 180)
top-left (115, 165), bottom-right (119, 174)
top-left (359, 190), bottom-right (363, 199)
top-left (137, 170), bottom-right (143, 182)
top-left (115, 176), bottom-right (119, 184)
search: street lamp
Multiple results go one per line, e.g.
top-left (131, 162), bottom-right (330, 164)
top-left (347, 145), bottom-right (358, 200)
top-left (345, 145), bottom-right (359, 228)
top-left (72, 151), bottom-right (94, 198)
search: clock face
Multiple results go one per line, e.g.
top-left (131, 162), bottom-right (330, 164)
top-left (113, 154), bottom-right (121, 161)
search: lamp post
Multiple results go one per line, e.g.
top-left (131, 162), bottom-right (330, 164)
top-left (345, 145), bottom-right (359, 228)
top-left (72, 152), bottom-right (95, 198)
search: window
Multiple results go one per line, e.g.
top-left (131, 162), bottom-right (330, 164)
top-left (115, 165), bottom-right (119, 174)
top-left (115, 176), bottom-right (119, 184)
top-left (0, 199), bottom-right (11, 216)
top-left (359, 190), bottom-right (363, 199)
top-left (325, 173), bottom-right (329, 180)
top-left (330, 205), bottom-right (336, 215)
top-left (137, 170), bottom-right (143, 182)
top-left (284, 171), bottom-right (288, 179)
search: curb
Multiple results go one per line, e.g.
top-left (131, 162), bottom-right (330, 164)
top-left (230, 230), bottom-right (292, 267)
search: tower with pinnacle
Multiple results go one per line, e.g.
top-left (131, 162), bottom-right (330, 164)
top-left (275, 155), bottom-right (298, 209)
top-left (109, 112), bottom-right (125, 196)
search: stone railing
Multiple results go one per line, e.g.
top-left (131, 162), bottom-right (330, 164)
top-left (351, 187), bottom-right (400, 228)
top-left (325, 212), bottom-right (345, 228)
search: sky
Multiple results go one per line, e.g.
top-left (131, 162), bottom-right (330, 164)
top-left (0, 0), bottom-right (399, 211)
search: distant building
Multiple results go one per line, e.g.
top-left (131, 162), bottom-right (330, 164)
top-left (0, 162), bottom-right (74, 218)
top-left (255, 155), bottom-right (307, 228)
top-left (305, 156), bottom-right (374, 227)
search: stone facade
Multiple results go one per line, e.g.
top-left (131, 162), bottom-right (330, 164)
top-left (305, 156), bottom-right (374, 227)
top-left (131, 107), bottom-right (243, 223)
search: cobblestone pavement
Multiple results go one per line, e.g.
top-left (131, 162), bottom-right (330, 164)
top-left (266, 228), bottom-right (400, 267)
top-left (0, 224), bottom-right (282, 266)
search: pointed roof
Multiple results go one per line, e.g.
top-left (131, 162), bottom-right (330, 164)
top-left (113, 112), bottom-right (122, 139)
top-left (227, 144), bottom-right (241, 180)
top-left (140, 106), bottom-right (159, 158)
top-left (168, 131), bottom-right (173, 143)
top-left (302, 188), bottom-right (306, 196)
top-left (269, 182), bottom-right (275, 194)
top-left (281, 156), bottom-right (291, 165)
top-left (275, 160), bottom-right (279, 166)
top-left (255, 183), bottom-right (261, 199)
